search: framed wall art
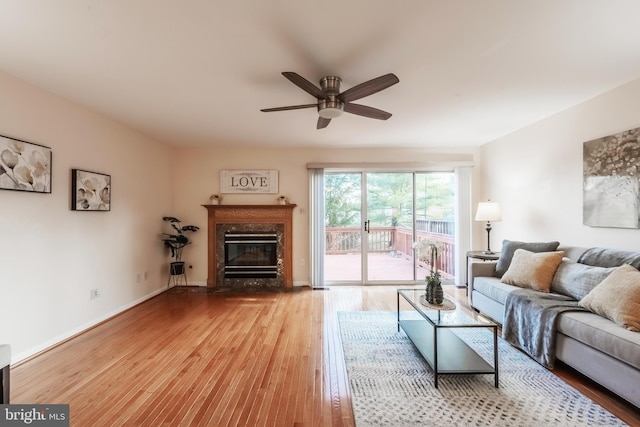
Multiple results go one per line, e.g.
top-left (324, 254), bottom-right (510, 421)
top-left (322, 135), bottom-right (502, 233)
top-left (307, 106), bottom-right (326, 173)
top-left (71, 169), bottom-right (111, 211)
top-left (220, 170), bottom-right (278, 194)
top-left (583, 126), bottom-right (640, 229)
top-left (0, 134), bottom-right (52, 193)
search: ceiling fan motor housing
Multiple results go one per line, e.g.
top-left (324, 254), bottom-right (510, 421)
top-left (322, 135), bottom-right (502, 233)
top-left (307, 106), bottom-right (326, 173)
top-left (318, 76), bottom-right (344, 118)
top-left (320, 76), bottom-right (341, 94)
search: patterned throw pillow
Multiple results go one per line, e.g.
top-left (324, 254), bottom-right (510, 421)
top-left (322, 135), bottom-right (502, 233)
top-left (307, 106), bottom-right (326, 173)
top-left (579, 264), bottom-right (640, 332)
top-left (494, 240), bottom-right (560, 278)
top-left (551, 260), bottom-right (616, 300)
top-left (500, 249), bottom-right (565, 292)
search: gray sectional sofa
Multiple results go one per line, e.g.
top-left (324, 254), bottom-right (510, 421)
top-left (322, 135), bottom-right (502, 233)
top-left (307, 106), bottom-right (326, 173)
top-left (469, 242), bottom-right (640, 409)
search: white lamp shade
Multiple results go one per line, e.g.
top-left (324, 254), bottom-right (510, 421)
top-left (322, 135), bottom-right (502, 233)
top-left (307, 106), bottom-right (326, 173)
top-left (475, 202), bottom-right (502, 222)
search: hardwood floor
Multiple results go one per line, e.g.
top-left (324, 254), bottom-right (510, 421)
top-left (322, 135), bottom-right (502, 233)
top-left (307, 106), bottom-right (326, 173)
top-left (11, 285), bottom-right (640, 426)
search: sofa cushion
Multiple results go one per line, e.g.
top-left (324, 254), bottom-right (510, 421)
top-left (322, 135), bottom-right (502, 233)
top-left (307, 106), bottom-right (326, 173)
top-left (578, 247), bottom-right (640, 269)
top-left (500, 249), bottom-right (565, 292)
top-left (551, 259), bottom-right (616, 300)
top-left (557, 311), bottom-right (640, 369)
top-left (579, 264), bottom-right (640, 332)
top-left (494, 239), bottom-right (560, 277)
top-left (473, 276), bottom-right (521, 305)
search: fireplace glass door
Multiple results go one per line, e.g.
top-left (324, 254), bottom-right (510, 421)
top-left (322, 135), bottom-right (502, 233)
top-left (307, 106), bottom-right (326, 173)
top-left (224, 233), bottom-right (278, 278)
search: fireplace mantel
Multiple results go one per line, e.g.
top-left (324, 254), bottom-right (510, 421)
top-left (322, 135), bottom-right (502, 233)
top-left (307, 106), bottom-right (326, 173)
top-left (203, 204), bottom-right (297, 289)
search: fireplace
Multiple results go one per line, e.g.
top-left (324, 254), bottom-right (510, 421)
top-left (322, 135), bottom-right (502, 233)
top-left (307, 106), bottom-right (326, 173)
top-left (224, 232), bottom-right (278, 278)
top-left (203, 204), bottom-right (296, 289)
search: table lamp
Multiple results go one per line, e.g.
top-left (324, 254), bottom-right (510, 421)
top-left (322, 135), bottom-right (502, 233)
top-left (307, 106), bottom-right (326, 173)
top-left (475, 201), bottom-right (502, 254)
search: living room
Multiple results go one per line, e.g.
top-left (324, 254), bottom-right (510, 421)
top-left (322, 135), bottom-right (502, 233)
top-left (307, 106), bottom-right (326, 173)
top-left (2, 2), bottom-right (640, 425)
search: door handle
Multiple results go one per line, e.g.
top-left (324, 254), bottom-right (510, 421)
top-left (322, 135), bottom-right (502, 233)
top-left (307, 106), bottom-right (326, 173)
top-left (364, 220), bottom-right (370, 233)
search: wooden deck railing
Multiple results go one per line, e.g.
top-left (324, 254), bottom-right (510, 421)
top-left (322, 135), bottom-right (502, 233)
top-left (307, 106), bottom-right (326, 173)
top-left (325, 222), bottom-right (455, 278)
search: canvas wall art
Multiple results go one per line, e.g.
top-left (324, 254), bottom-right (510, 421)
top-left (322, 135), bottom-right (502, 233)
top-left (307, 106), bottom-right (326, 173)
top-left (583, 127), bottom-right (640, 228)
top-left (71, 169), bottom-right (111, 211)
top-left (0, 134), bottom-right (52, 193)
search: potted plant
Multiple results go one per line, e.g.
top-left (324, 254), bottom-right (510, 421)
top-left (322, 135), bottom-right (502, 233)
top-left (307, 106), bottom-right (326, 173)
top-left (413, 239), bottom-right (444, 304)
top-left (161, 216), bottom-right (199, 275)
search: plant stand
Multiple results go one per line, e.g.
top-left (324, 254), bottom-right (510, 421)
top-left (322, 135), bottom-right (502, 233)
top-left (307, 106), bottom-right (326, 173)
top-left (167, 261), bottom-right (188, 288)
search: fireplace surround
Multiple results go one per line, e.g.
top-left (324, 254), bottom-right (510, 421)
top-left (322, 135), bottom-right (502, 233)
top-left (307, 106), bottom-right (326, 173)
top-left (203, 204), bottom-right (296, 289)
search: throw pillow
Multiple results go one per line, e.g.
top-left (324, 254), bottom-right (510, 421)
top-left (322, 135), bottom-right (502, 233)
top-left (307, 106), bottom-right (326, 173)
top-left (579, 264), bottom-right (640, 332)
top-left (550, 260), bottom-right (616, 300)
top-left (494, 239), bottom-right (560, 277)
top-left (500, 249), bottom-right (565, 292)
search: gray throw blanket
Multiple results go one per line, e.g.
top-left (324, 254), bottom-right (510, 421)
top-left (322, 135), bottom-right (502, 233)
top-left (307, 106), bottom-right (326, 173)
top-left (502, 289), bottom-right (588, 369)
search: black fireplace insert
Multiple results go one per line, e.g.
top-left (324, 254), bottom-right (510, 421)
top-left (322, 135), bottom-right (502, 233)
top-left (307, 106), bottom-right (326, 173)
top-left (224, 232), bottom-right (278, 278)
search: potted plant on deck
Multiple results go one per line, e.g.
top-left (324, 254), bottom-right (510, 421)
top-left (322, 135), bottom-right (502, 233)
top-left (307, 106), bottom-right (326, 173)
top-left (161, 216), bottom-right (199, 276)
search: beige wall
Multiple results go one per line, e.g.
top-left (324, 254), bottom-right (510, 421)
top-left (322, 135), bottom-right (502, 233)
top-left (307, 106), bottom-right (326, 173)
top-left (0, 67), bottom-right (480, 362)
top-left (5, 63), bottom-right (638, 363)
top-left (172, 147), bottom-right (479, 286)
top-left (0, 71), bottom-right (173, 362)
top-left (478, 77), bottom-right (640, 251)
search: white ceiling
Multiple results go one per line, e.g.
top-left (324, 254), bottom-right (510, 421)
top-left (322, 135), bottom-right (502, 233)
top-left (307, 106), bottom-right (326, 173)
top-left (1, 1), bottom-right (640, 148)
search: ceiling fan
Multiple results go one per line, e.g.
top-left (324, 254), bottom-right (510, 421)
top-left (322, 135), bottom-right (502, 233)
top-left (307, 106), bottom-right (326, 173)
top-left (261, 72), bottom-right (399, 129)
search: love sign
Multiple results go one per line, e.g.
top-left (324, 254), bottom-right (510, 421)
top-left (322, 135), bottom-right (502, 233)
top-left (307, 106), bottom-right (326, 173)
top-left (220, 170), bottom-right (279, 194)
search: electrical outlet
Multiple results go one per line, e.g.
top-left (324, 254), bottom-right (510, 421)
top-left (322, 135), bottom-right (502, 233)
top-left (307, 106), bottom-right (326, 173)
top-left (90, 288), bottom-right (100, 300)
top-left (298, 208), bottom-right (306, 214)
top-left (144, 271), bottom-right (149, 281)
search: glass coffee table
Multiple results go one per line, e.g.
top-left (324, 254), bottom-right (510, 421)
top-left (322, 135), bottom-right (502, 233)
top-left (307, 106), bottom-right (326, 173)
top-left (397, 288), bottom-right (499, 388)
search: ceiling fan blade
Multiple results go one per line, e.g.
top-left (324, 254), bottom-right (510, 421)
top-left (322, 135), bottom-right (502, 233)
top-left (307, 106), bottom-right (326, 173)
top-left (282, 72), bottom-right (327, 99)
top-left (343, 103), bottom-right (392, 120)
top-left (339, 73), bottom-right (399, 103)
top-left (317, 117), bottom-right (331, 129)
top-left (261, 104), bottom-right (317, 112)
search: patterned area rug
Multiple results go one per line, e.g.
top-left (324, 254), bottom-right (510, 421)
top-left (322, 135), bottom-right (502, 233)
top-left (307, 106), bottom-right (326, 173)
top-left (338, 311), bottom-right (626, 427)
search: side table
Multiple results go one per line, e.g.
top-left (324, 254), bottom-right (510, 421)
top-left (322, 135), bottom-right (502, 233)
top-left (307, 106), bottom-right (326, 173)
top-left (466, 250), bottom-right (500, 295)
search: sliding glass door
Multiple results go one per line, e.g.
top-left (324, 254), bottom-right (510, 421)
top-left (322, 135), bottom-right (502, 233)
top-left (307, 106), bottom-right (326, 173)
top-left (323, 171), bottom-right (455, 285)
top-left (324, 173), bottom-right (363, 281)
top-left (365, 173), bottom-right (415, 281)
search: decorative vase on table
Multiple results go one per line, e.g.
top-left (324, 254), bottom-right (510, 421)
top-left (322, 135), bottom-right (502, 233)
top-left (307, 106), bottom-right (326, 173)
top-left (418, 240), bottom-right (443, 305)
top-left (425, 271), bottom-right (444, 305)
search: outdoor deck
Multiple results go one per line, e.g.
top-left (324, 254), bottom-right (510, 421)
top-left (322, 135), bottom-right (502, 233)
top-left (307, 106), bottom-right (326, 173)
top-left (325, 222), bottom-right (455, 283)
top-left (324, 251), bottom-right (433, 282)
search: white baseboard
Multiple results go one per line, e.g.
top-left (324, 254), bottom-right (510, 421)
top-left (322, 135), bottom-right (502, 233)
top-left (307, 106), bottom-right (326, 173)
top-left (13, 286), bottom-right (167, 364)
top-left (187, 281), bottom-right (207, 287)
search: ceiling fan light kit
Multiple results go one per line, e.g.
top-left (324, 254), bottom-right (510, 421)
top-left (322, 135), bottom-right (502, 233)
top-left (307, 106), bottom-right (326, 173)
top-left (261, 72), bottom-right (399, 129)
top-left (318, 99), bottom-right (344, 119)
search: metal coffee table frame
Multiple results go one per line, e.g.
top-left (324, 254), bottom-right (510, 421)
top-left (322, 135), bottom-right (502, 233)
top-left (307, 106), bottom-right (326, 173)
top-left (397, 289), bottom-right (499, 388)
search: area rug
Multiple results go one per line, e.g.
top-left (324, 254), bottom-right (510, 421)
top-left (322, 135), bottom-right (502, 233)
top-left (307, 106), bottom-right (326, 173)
top-left (338, 311), bottom-right (626, 427)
